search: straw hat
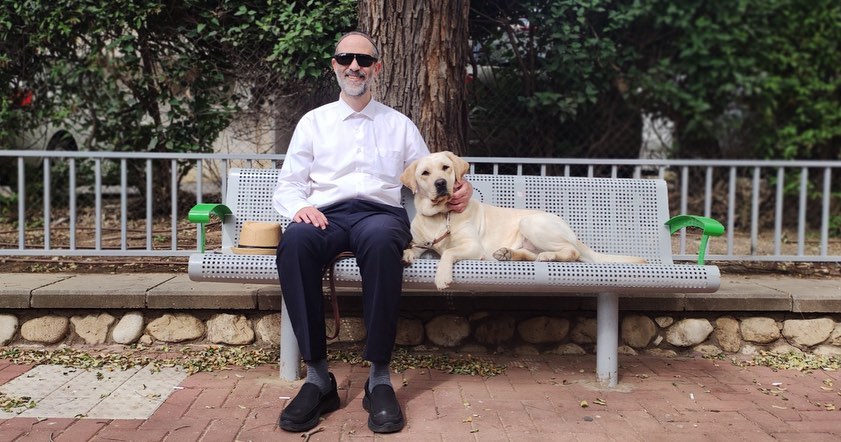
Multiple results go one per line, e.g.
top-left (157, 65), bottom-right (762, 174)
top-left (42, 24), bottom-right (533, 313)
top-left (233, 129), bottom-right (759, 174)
top-left (231, 221), bottom-right (282, 255)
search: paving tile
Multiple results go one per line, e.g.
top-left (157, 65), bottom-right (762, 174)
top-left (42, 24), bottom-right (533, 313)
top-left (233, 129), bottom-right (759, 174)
top-left (1, 353), bottom-right (841, 440)
top-left (52, 419), bottom-right (110, 441)
top-left (85, 365), bottom-right (188, 419)
top-left (30, 273), bottom-right (171, 308)
top-left (0, 273), bottom-right (72, 308)
top-left (200, 418), bottom-right (246, 442)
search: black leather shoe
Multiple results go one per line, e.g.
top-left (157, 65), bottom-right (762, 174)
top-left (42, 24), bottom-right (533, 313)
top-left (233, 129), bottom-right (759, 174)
top-left (278, 373), bottom-right (340, 432)
top-left (362, 380), bottom-right (405, 433)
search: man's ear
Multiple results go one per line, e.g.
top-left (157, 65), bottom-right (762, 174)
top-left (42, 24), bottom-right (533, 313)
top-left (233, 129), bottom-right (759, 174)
top-left (443, 151), bottom-right (470, 182)
top-left (400, 160), bottom-right (419, 193)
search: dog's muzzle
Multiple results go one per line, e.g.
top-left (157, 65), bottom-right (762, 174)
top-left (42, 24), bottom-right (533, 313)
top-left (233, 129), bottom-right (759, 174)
top-left (434, 178), bottom-right (449, 198)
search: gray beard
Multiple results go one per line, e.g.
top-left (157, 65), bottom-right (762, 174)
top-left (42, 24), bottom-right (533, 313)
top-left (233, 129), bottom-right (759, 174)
top-left (335, 71), bottom-right (368, 97)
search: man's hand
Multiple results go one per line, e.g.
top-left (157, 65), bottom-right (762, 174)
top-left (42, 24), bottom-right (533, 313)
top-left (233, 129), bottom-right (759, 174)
top-left (294, 206), bottom-right (328, 229)
top-left (447, 179), bottom-right (473, 213)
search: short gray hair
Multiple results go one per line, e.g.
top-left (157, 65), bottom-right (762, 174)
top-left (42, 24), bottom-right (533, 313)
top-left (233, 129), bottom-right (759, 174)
top-left (334, 31), bottom-right (381, 59)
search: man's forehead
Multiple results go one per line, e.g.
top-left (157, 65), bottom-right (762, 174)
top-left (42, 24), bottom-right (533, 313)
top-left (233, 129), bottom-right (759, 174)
top-left (336, 35), bottom-right (377, 55)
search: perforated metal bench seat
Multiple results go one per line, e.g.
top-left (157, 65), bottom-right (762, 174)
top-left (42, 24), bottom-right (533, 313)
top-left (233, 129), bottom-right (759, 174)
top-left (190, 253), bottom-right (718, 294)
top-left (188, 168), bottom-right (722, 387)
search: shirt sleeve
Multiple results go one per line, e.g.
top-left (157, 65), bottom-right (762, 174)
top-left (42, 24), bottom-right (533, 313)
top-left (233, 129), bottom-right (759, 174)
top-left (273, 115), bottom-right (315, 219)
top-left (404, 120), bottom-right (430, 167)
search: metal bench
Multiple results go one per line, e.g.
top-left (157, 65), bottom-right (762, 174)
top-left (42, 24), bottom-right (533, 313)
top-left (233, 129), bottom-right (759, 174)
top-left (188, 168), bottom-right (723, 387)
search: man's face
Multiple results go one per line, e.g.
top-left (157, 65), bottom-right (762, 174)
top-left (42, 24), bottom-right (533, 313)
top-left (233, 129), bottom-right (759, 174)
top-left (332, 35), bottom-right (380, 97)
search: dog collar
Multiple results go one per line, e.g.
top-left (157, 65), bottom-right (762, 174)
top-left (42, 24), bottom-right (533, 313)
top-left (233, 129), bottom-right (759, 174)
top-left (414, 212), bottom-right (451, 250)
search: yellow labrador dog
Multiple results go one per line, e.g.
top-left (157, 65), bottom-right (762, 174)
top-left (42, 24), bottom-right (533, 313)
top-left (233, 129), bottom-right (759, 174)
top-left (400, 151), bottom-right (647, 290)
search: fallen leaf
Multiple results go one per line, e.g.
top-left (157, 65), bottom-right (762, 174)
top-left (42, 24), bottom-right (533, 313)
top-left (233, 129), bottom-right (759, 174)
top-left (580, 400), bottom-right (589, 408)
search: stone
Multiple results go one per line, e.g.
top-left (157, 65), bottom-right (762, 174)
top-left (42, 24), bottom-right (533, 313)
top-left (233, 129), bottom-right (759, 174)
top-left (326, 317), bottom-right (366, 343)
top-left (21, 315), bottom-right (69, 344)
top-left (740, 317), bottom-right (780, 344)
top-left (828, 323), bottom-right (841, 346)
top-left (255, 314), bottom-right (281, 346)
top-left (740, 344), bottom-right (759, 356)
top-left (146, 313), bottom-right (205, 343)
top-left (547, 343), bottom-right (586, 355)
top-left (514, 345), bottom-right (540, 356)
top-left (469, 311), bottom-right (490, 322)
top-left (617, 345), bottom-right (637, 356)
top-left (517, 316), bottom-right (570, 344)
top-left (782, 318), bottom-right (835, 348)
top-left (665, 318), bottom-right (713, 347)
top-left (70, 313), bottom-right (115, 345)
top-left (207, 314), bottom-right (254, 345)
top-left (693, 344), bottom-right (722, 357)
top-left (645, 348), bottom-right (677, 358)
top-left (770, 343), bottom-right (802, 355)
top-left (655, 316), bottom-right (674, 328)
top-left (474, 317), bottom-right (516, 345)
top-left (425, 315), bottom-right (470, 347)
top-left (652, 335), bottom-right (664, 346)
top-left (395, 318), bottom-right (425, 346)
top-left (458, 344), bottom-right (487, 355)
top-left (0, 314), bottom-right (19, 345)
top-left (112, 312), bottom-right (144, 344)
top-left (813, 345), bottom-right (841, 357)
top-left (621, 315), bottom-right (657, 349)
top-left (139, 334), bottom-right (154, 345)
top-left (714, 316), bottom-right (741, 353)
top-left (570, 318), bottom-right (598, 345)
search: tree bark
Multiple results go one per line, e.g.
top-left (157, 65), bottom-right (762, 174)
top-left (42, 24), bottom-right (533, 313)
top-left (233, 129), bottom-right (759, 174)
top-left (359, 0), bottom-right (469, 155)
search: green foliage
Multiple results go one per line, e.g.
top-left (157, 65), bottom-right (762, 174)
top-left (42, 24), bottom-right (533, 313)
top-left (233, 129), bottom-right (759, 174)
top-left (631, 0), bottom-right (841, 159)
top-left (0, 0), bottom-right (355, 213)
top-left (0, 0), bottom-right (356, 154)
top-left (469, 0), bottom-right (651, 158)
top-left (468, 0), bottom-right (840, 160)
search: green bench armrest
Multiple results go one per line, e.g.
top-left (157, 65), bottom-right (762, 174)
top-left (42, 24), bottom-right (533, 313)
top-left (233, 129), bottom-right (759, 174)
top-left (188, 203), bottom-right (232, 253)
top-left (665, 215), bottom-right (725, 265)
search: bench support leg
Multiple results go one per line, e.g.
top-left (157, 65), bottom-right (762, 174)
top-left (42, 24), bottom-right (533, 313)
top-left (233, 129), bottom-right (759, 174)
top-left (279, 298), bottom-right (302, 381)
top-left (596, 292), bottom-right (619, 387)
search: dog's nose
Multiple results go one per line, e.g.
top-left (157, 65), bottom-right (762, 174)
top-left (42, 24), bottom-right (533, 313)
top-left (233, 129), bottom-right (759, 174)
top-left (435, 178), bottom-right (447, 191)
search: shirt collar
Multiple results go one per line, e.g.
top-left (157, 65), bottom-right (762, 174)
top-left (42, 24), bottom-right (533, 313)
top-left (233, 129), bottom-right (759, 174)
top-left (338, 97), bottom-right (379, 121)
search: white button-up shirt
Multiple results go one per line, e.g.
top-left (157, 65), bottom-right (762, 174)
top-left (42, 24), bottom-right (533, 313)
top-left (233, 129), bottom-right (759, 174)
top-left (272, 98), bottom-right (429, 219)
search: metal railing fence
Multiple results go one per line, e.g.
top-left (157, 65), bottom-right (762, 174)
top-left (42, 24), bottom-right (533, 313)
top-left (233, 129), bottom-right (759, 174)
top-left (0, 150), bottom-right (839, 263)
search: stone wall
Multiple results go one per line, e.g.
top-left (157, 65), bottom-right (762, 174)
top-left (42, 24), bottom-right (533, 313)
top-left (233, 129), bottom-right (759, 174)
top-left (2, 310), bottom-right (840, 358)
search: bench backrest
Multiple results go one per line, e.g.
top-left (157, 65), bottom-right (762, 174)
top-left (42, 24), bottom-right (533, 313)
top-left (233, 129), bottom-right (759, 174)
top-left (220, 168), bottom-right (673, 265)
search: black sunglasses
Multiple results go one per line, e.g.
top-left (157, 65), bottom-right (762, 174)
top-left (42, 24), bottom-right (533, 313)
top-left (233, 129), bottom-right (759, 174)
top-left (333, 53), bottom-right (378, 67)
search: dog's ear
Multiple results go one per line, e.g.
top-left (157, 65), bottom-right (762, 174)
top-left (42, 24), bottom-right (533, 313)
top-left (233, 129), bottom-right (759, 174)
top-left (400, 160), bottom-right (419, 194)
top-left (443, 151), bottom-right (470, 182)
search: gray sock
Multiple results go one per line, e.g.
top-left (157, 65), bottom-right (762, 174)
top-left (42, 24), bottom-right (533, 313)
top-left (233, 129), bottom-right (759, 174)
top-left (305, 359), bottom-right (331, 393)
top-left (368, 361), bottom-right (392, 392)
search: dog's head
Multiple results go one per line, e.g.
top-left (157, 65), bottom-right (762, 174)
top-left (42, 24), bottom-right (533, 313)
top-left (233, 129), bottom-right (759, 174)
top-left (401, 151), bottom-right (470, 209)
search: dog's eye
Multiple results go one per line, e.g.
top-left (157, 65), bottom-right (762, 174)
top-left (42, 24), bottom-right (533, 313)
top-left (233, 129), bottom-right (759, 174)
top-left (421, 170), bottom-right (430, 176)
top-left (442, 165), bottom-right (450, 171)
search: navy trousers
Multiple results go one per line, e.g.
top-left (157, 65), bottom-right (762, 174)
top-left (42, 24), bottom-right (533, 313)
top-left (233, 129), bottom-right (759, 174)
top-left (275, 199), bottom-right (412, 364)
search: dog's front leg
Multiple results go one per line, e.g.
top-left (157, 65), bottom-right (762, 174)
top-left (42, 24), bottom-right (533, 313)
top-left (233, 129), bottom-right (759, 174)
top-left (435, 241), bottom-right (485, 290)
top-left (401, 246), bottom-right (425, 266)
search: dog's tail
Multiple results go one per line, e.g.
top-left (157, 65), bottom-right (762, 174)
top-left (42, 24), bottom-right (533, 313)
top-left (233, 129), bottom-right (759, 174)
top-left (577, 241), bottom-right (648, 264)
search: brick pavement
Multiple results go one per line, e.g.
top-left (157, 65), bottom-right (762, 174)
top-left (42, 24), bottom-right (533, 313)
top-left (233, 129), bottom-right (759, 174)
top-left (1, 353), bottom-right (840, 441)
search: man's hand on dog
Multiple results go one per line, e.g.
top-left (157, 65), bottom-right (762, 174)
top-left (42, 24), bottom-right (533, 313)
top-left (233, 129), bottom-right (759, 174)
top-left (447, 179), bottom-right (473, 213)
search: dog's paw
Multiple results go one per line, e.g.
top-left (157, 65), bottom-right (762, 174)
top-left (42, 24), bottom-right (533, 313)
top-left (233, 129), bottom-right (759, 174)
top-left (435, 278), bottom-right (451, 290)
top-left (401, 249), bottom-right (415, 266)
top-left (492, 247), bottom-right (512, 261)
top-left (434, 270), bottom-right (453, 290)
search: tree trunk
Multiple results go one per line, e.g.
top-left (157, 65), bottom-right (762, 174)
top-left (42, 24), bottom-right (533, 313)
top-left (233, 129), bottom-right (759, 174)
top-left (359, 0), bottom-right (469, 155)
